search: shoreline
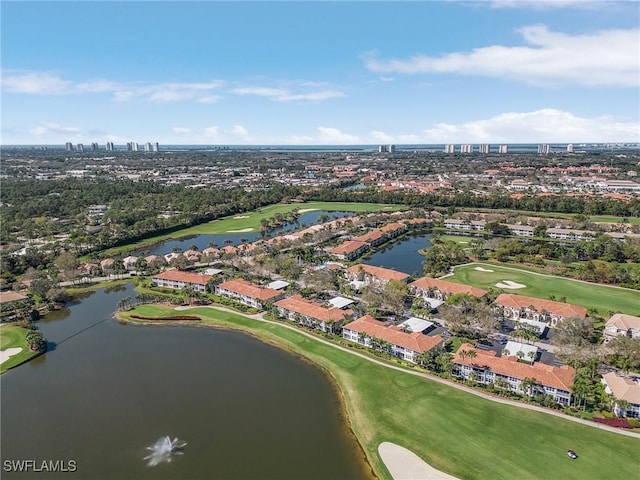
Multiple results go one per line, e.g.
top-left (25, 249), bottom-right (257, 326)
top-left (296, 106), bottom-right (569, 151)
top-left (117, 311), bottom-right (379, 479)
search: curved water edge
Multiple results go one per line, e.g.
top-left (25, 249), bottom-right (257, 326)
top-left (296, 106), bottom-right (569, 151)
top-left (1, 285), bottom-right (374, 480)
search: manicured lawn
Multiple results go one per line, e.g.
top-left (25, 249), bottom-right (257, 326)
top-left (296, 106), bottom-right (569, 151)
top-left (589, 215), bottom-right (640, 225)
top-left (435, 234), bottom-right (480, 245)
top-left (123, 305), bottom-right (640, 480)
top-left (447, 263), bottom-right (640, 317)
top-left (99, 202), bottom-right (404, 256)
top-left (0, 325), bottom-right (40, 373)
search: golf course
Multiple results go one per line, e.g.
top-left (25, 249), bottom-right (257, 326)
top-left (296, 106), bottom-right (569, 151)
top-left (446, 263), bottom-right (640, 318)
top-left (120, 304), bottom-right (639, 480)
top-left (100, 201), bottom-right (405, 256)
top-left (0, 324), bottom-right (39, 373)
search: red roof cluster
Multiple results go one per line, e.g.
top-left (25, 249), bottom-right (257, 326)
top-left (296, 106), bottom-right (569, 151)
top-left (495, 293), bottom-right (587, 319)
top-left (344, 315), bottom-right (443, 353)
top-left (410, 277), bottom-right (488, 298)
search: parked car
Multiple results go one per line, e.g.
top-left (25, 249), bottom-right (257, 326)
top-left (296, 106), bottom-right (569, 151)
top-left (566, 449), bottom-right (578, 459)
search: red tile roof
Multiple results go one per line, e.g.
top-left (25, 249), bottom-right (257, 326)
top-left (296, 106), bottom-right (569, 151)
top-left (153, 269), bottom-right (214, 285)
top-left (410, 277), bottom-right (488, 298)
top-left (0, 291), bottom-right (30, 304)
top-left (217, 278), bottom-right (282, 300)
top-left (344, 315), bottom-right (443, 353)
top-left (346, 264), bottom-right (409, 282)
top-left (495, 293), bottom-right (587, 319)
top-left (353, 229), bottom-right (385, 243)
top-left (453, 343), bottom-right (575, 392)
top-left (275, 294), bottom-right (353, 323)
top-left (328, 240), bottom-right (367, 255)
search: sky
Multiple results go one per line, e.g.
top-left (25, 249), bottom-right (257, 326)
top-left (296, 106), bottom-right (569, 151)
top-left (1, 0), bottom-right (639, 145)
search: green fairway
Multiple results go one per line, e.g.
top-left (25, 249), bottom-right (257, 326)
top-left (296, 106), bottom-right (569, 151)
top-left (447, 263), bottom-right (640, 317)
top-left (435, 234), bottom-right (480, 245)
top-left (0, 325), bottom-right (40, 373)
top-left (122, 305), bottom-right (639, 480)
top-left (99, 202), bottom-right (404, 256)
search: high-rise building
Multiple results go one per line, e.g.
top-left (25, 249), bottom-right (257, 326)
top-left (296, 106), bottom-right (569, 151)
top-left (537, 144), bottom-right (550, 154)
top-left (153, 142), bottom-right (159, 152)
top-left (444, 144), bottom-right (455, 153)
top-left (388, 144), bottom-right (396, 154)
top-left (478, 144), bottom-right (490, 154)
top-left (77, 143), bottom-right (84, 152)
top-left (378, 145), bottom-right (387, 153)
top-left (566, 144), bottom-right (574, 153)
top-left (144, 142), bottom-right (152, 152)
top-left (65, 142), bottom-right (73, 151)
top-left (499, 145), bottom-right (508, 154)
top-left (127, 142), bottom-right (132, 151)
top-left (91, 142), bottom-right (99, 151)
top-left (460, 144), bottom-right (473, 154)
top-left (106, 142), bottom-right (114, 151)
top-left (131, 142), bottom-right (139, 152)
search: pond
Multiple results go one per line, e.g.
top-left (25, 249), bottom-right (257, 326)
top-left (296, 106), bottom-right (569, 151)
top-left (363, 232), bottom-right (431, 276)
top-left (1, 284), bottom-right (373, 479)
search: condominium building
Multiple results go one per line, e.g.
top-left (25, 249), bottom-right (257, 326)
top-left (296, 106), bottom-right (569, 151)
top-left (65, 142), bottom-right (73, 151)
top-left (537, 144), bottom-right (550, 154)
top-left (478, 144), bottom-right (490, 154)
top-left (498, 145), bottom-right (508, 154)
top-left (144, 142), bottom-right (152, 152)
top-left (76, 143), bottom-right (84, 152)
top-left (153, 142), bottom-right (159, 152)
top-left (460, 144), bottom-right (473, 154)
top-left (106, 142), bottom-right (114, 151)
top-left (444, 144), bottom-right (455, 154)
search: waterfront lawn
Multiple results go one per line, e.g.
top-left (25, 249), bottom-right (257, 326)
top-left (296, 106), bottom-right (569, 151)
top-left (123, 305), bottom-right (640, 480)
top-left (0, 325), bottom-right (40, 373)
top-left (434, 234), bottom-right (480, 245)
top-left (99, 202), bottom-right (404, 256)
top-left (448, 263), bottom-right (640, 317)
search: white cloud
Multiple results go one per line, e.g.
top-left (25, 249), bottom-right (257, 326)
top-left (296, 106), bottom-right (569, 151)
top-left (317, 127), bottom-right (360, 144)
top-left (1, 70), bottom-right (225, 103)
top-left (203, 126), bottom-right (219, 138)
top-left (229, 125), bottom-right (249, 140)
top-left (489, 0), bottom-right (617, 10)
top-left (29, 122), bottom-right (80, 137)
top-left (365, 25), bottom-right (640, 87)
top-left (370, 130), bottom-right (394, 142)
top-left (172, 127), bottom-right (191, 134)
top-left (421, 109), bottom-right (640, 143)
top-left (231, 84), bottom-right (345, 102)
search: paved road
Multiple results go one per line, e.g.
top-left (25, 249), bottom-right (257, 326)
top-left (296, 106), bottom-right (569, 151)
top-left (176, 304), bottom-right (640, 439)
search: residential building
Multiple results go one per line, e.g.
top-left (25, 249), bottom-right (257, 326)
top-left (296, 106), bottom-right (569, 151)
top-left (153, 142), bottom-right (160, 152)
top-left (152, 269), bottom-right (214, 292)
top-left (495, 293), bottom-right (587, 327)
top-left (460, 144), bottom-right (473, 154)
top-left (215, 278), bottom-right (284, 309)
top-left (508, 225), bottom-right (536, 237)
top-left (601, 372), bottom-right (640, 418)
top-left (444, 144), bottom-right (455, 154)
top-left (498, 145), bottom-right (508, 154)
top-left (567, 144), bottom-right (574, 153)
top-left (353, 229), bottom-right (386, 247)
top-left (342, 315), bottom-right (443, 364)
top-left (388, 144), bottom-right (396, 153)
top-left (453, 343), bottom-right (575, 405)
top-left (345, 264), bottom-right (409, 286)
top-left (537, 144), bottom-right (550, 154)
top-left (144, 142), bottom-right (152, 152)
top-left (122, 255), bottom-right (138, 271)
top-left (106, 142), bottom-right (114, 151)
top-left (76, 143), bottom-right (84, 152)
top-left (478, 144), bottom-right (490, 154)
top-left (328, 240), bottom-right (368, 260)
top-left (91, 142), bottom-right (99, 151)
top-left (604, 313), bottom-right (640, 343)
top-left (410, 277), bottom-right (488, 301)
top-left (443, 219), bottom-right (486, 231)
top-left (65, 142), bottom-right (73, 151)
top-left (546, 228), bottom-right (595, 242)
top-left (100, 258), bottom-right (115, 271)
top-left (275, 294), bottom-right (354, 334)
top-left (0, 291), bottom-right (33, 322)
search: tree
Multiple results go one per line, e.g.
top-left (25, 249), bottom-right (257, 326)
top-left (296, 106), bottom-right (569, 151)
top-left (380, 280), bottom-right (409, 313)
top-left (606, 336), bottom-right (640, 375)
top-left (521, 377), bottom-right (541, 397)
top-left (439, 294), bottom-right (497, 335)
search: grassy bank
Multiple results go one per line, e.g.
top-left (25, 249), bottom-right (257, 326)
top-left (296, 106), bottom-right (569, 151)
top-left (0, 325), bottom-right (41, 373)
top-left (121, 304), bottom-right (639, 480)
top-left (447, 262), bottom-right (640, 317)
top-left (98, 201), bottom-right (405, 256)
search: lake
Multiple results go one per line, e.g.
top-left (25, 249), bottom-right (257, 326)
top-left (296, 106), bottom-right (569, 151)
top-left (1, 284), bottom-right (373, 479)
top-left (364, 232), bottom-right (431, 276)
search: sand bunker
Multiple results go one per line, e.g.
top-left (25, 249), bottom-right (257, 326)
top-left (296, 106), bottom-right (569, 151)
top-left (379, 442), bottom-right (459, 480)
top-left (297, 208), bottom-right (319, 213)
top-left (225, 228), bottom-right (254, 233)
top-left (474, 267), bottom-right (494, 272)
top-left (0, 347), bottom-right (23, 365)
top-left (233, 215), bottom-right (250, 219)
top-left (495, 280), bottom-right (526, 289)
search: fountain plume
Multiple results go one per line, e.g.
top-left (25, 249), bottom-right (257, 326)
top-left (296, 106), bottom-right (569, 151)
top-left (144, 436), bottom-right (187, 467)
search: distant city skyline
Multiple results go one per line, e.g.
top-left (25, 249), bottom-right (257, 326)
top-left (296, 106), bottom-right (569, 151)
top-left (2, 1), bottom-right (639, 145)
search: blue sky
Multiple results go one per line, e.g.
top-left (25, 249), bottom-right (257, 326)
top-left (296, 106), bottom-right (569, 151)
top-left (2, 0), bottom-right (639, 145)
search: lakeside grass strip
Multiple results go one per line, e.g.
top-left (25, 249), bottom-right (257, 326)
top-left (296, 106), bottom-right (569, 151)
top-left (130, 314), bottom-right (200, 321)
top-left (447, 262), bottom-right (640, 317)
top-left (122, 304), bottom-right (640, 480)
